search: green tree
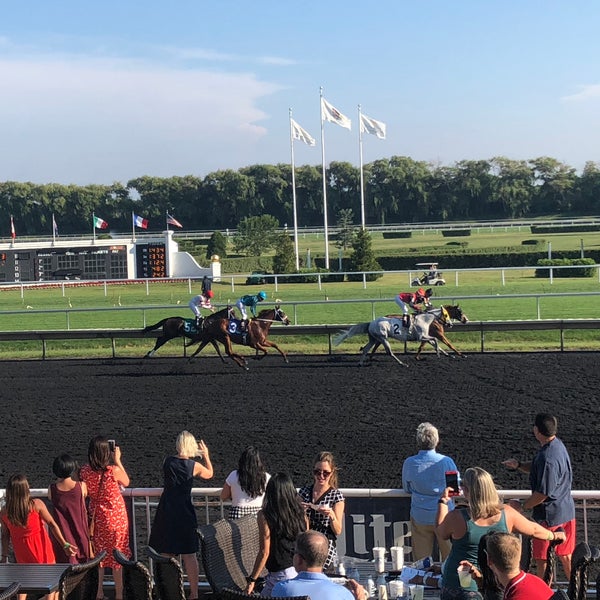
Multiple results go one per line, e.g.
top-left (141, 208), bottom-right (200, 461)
top-left (347, 228), bottom-right (382, 282)
top-left (335, 208), bottom-right (355, 250)
top-left (233, 214), bottom-right (279, 256)
top-left (206, 230), bottom-right (227, 259)
top-left (272, 232), bottom-right (296, 274)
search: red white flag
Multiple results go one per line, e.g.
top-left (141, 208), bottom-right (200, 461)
top-left (321, 98), bottom-right (351, 130)
top-left (93, 215), bottom-right (109, 229)
top-left (133, 214), bottom-right (149, 229)
top-left (166, 213), bottom-right (183, 228)
top-left (10, 215), bottom-right (16, 240)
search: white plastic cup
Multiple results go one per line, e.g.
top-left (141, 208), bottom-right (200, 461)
top-left (390, 546), bottom-right (404, 571)
top-left (410, 584), bottom-right (424, 600)
top-left (388, 579), bottom-right (404, 598)
top-left (457, 565), bottom-right (472, 588)
top-left (378, 584), bottom-right (388, 600)
top-left (373, 547), bottom-right (386, 573)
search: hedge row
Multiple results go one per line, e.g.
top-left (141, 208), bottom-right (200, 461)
top-left (534, 258), bottom-right (597, 278)
top-left (442, 229), bottom-right (472, 237)
top-left (531, 225), bottom-right (600, 234)
top-left (382, 231), bottom-right (412, 239)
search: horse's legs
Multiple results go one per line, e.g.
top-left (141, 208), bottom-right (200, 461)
top-left (381, 338), bottom-right (407, 367)
top-left (221, 335), bottom-right (249, 370)
top-left (145, 336), bottom-right (169, 358)
top-left (435, 333), bottom-right (465, 357)
top-left (253, 340), bottom-right (288, 363)
top-left (189, 339), bottom-right (227, 363)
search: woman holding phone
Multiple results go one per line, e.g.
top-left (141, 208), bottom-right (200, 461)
top-left (435, 467), bottom-right (565, 599)
top-left (80, 436), bottom-right (130, 600)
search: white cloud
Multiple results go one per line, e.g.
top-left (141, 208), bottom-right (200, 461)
top-left (561, 84), bottom-right (600, 103)
top-left (0, 54), bottom-right (282, 184)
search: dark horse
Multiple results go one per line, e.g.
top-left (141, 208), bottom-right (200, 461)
top-left (188, 304), bottom-right (291, 370)
top-left (142, 313), bottom-right (224, 359)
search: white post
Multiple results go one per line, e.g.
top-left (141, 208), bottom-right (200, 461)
top-left (290, 108), bottom-right (300, 271)
top-left (358, 104), bottom-right (366, 229)
top-left (320, 87), bottom-right (330, 269)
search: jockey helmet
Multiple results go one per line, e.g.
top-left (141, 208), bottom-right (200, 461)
top-left (257, 291), bottom-right (267, 300)
top-left (205, 290), bottom-right (214, 299)
top-left (416, 288), bottom-right (426, 297)
top-left (425, 288), bottom-right (433, 297)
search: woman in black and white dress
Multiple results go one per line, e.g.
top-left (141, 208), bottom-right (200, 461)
top-left (298, 451), bottom-right (345, 571)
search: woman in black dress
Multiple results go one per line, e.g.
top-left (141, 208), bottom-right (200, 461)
top-left (149, 431), bottom-right (213, 600)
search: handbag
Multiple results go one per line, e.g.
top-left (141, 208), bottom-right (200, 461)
top-left (88, 471), bottom-right (105, 559)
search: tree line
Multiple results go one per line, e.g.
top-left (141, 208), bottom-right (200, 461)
top-left (3, 156), bottom-right (600, 236)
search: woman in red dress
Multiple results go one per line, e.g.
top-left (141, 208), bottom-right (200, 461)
top-left (80, 436), bottom-right (131, 600)
top-left (0, 473), bottom-right (77, 600)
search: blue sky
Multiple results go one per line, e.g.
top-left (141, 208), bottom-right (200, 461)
top-left (1, 1), bottom-right (600, 185)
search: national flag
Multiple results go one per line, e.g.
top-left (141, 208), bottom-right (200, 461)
top-left (93, 216), bottom-right (109, 229)
top-left (52, 214), bottom-right (59, 237)
top-left (360, 113), bottom-right (387, 139)
top-left (133, 214), bottom-right (149, 229)
top-left (321, 98), bottom-right (351, 130)
top-left (10, 215), bottom-right (16, 240)
top-left (291, 118), bottom-right (316, 146)
top-left (166, 213), bottom-right (183, 228)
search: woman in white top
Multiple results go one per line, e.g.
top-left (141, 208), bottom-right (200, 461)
top-left (221, 446), bottom-right (270, 519)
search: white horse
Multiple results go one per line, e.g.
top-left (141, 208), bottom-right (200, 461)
top-left (334, 307), bottom-right (452, 367)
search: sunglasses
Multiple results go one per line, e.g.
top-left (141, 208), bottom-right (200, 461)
top-left (313, 469), bottom-right (332, 477)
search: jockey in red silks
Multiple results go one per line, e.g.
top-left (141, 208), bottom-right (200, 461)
top-left (395, 288), bottom-right (433, 326)
top-left (189, 290), bottom-right (215, 327)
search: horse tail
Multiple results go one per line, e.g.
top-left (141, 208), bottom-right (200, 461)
top-left (141, 318), bottom-right (169, 334)
top-left (333, 322), bottom-right (370, 346)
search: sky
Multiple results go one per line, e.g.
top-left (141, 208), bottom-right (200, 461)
top-left (1, 1), bottom-right (600, 186)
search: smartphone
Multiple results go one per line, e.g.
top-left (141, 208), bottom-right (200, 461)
top-left (445, 470), bottom-right (460, 496)
top-left (108, 439), bottom-right (116, 452)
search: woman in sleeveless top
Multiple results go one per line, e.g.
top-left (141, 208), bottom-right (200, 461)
top-left (48, 453), bottom-right (90, 564)
top-left (245, 473), bottom-right (307, 597)
top-left (435, 467), bottom-right (566, 600)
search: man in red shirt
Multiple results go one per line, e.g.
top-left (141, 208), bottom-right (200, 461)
top-left (486, 531), bottom-right (553, 600)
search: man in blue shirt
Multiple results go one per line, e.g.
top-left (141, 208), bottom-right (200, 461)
top-left (402, 422), bottom-right (458, 561)
top-left (272, 530), bottom-right (367, 600)
top-left (503, 413), bottom-right (575, 581)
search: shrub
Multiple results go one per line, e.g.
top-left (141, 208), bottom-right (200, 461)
top-left (382, 231), bottom-right (412, 239)
top-left (442, 229), bottom-right (471, 237)
top-left (535, 258), bottom-right (597, 278)
top-left (522, 239), bottom-right (544, 246)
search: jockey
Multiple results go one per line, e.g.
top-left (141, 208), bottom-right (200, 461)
top-left (395, 288), bottom-right (433, 327)
top-left (189, 290), bottom-right (215, 328)
top-left (236, 291), bottom-right (267, 329)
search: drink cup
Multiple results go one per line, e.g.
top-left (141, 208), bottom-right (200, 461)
top-left (388, 580), bottom-right (404, 598)
top-left (409, 584), bottom-right (424, 600)
top-left (373, 547), bottom-right (386, 572)
top-left (390, 546), bottom-right (404, 571)
top-left (457, 565), bottom-right (472, 588)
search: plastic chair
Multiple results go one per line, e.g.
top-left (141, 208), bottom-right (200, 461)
top-left (220, 589), bottom-right (310, 600)
top-left (197, 515), bottom-right (263, 594)
top-left (58, 550), bottom-right (106, 600)
top-left (147, 546), bottom-right (186, 600)
top-left (113, 549), bottom-right (154, 600)
top-left (0, 583), bottom-right (20, 600)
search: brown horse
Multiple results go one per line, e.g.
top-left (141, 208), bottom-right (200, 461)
top-left (142, 313), bottom-right (225, 359)
top-left (188, 304), bottom-right (291, 370)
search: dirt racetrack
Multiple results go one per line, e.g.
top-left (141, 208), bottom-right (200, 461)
top-left (0, 352), bottom-right (599, 492)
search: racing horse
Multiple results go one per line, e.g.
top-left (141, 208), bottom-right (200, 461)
top-left (334, 305), bottom-right (466, 367)
top-left (188, 304), bottom-right (291, 370)
top-left (142, 313), bottom-right (225, 359)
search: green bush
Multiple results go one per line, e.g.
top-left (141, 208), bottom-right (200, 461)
top-left (531, 225), bottom-right (600, 234)
top-left (442, 229), bottom-right (471, 237)
top-left (534, 258), bottom-right (597, 278)
top-left (382, 231), bottom-right (412, 239)
top-left (446, 241), bottom-right (469, 247)
top-left (522, 239), bottom-right (544, 246)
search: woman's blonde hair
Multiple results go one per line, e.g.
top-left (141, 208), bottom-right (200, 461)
top-left (176, 431), bottom-right (201, 458)
top-left (462, 467), bottom-right (502, 520)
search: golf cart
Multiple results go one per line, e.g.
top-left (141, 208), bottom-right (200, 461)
top-left (411, 263), bottom-right (446, 286)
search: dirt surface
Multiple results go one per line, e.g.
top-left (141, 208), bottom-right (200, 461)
top-left (0, 352), bottom-right (599, 492)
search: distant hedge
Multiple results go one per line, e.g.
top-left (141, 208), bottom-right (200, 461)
top-left (382, 231), bottom-right (412, 239)
top-left (521, 239), bottom-right (545, 246)
top-left (531, 225), bottom-right (600, 234)
top-left (442, 229), bottom-right (471, 237)
top-left (534, 258), bottom-right (597, 278)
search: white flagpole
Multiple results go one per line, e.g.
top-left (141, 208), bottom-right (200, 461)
top-left (358, 104), bottom-right (366, 230)
top-left (165, 211), bottom-right (170, 232)
top-left (92, 212), bottom-right (96, 244)
top-left (319, 87), bottom-right (330, 269)
top-left (51, 213), bottom-right (56, 245)
top-left (132, 211), bottom-right (136, 242)
top-left (289, 109), bottom-right (300, 271)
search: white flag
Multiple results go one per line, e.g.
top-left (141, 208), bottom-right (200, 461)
top-left (291, 119), bottom-right (316, 146)
top-left (360, 114), bottom-right (387, 139)
top-left (321, 98), bottom-right (351, 130)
